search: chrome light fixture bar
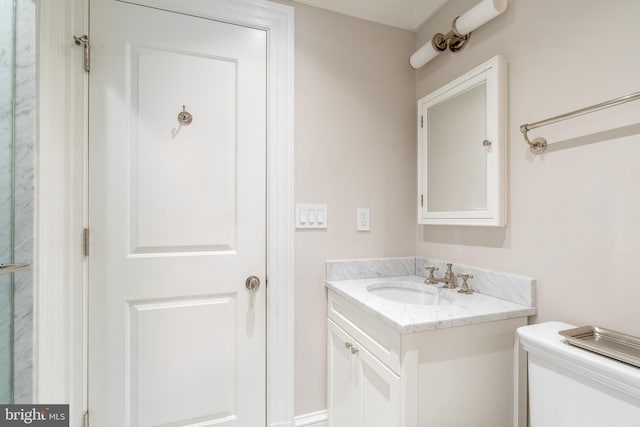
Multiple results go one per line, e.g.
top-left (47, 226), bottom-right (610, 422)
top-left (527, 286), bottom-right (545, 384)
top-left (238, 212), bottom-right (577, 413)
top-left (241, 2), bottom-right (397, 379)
top-left (410, 0), bottom-right (507, 70)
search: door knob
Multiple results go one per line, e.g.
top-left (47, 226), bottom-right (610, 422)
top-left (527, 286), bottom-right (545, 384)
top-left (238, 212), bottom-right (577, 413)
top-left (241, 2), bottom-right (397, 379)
top-left (245, 276), bottom-right (261, 292)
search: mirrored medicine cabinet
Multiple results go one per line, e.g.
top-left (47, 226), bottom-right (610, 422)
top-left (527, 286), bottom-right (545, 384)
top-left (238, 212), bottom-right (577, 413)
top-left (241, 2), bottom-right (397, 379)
top-left (417, 55), bottom-right (506, 226)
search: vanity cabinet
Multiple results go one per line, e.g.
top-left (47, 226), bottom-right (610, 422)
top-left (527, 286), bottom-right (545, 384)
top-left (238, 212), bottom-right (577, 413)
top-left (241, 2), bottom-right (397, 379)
top-left (327, 291), bottom-right (527, 427)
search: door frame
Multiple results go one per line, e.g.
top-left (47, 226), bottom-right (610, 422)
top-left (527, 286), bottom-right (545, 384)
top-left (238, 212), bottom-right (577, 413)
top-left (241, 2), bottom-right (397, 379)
top-left (36, 1), bottom-right (295, 426)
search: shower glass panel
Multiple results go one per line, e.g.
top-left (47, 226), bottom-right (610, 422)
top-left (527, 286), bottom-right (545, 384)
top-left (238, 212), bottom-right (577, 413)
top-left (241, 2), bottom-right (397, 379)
top-left (0, 0), bottom-right (15, 403)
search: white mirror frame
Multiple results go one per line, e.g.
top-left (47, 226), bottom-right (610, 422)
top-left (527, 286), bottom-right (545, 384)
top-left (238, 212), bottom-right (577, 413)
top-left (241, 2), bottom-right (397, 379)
top-left (417, 55), bottom-right (506, 226)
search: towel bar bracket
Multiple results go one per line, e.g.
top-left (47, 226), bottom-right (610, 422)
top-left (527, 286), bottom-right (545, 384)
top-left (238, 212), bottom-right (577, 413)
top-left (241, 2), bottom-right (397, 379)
top-left (521, 127), bottom-right (548, 154)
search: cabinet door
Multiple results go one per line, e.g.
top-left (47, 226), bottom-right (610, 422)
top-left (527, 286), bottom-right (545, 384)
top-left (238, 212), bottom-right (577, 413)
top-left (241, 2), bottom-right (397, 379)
top-left (328, 320), bottom-right (357, 427)
top-left (328, 320), bottom-right (402, 427)
top-left (356, 343), bottom-right (402, 427)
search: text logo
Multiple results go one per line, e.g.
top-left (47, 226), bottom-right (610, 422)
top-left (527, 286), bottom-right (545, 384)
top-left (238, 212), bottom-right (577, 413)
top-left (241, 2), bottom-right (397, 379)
top-left (0, 405), bottom-right (69, 426)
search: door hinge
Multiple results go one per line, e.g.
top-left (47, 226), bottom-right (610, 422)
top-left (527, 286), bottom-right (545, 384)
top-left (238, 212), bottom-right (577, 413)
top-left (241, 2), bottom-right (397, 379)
top-left (83, 228), bottom-right (90, 257)
top-left (82, 411), bottom-right (90, 427)
top-left (421, 194), bottom-right (424, 207)
top-left (421, 115), bottom-right (424, 128)
top-left (73, 35), bottom-right (91, 72)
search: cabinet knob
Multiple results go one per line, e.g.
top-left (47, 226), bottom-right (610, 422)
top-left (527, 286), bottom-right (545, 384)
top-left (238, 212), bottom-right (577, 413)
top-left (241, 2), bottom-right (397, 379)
top-left (345, 342), bottom-right (359, 354)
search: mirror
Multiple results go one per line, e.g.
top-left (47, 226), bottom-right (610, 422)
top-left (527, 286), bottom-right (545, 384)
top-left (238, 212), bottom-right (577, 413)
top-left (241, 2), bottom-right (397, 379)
top-left (427, 82), bottom-right (487, 212)
top-left (417, 55), bottom-right (506, 226)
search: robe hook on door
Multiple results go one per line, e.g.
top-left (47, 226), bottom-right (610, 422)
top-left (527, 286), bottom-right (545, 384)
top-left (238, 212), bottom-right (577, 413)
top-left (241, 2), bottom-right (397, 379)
top-left (177, 105), bottom-right (193, 125)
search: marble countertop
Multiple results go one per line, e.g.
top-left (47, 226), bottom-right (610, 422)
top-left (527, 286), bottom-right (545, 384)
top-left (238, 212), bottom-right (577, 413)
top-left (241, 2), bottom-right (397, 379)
top-left (326, 275), bottom-right (537, 333)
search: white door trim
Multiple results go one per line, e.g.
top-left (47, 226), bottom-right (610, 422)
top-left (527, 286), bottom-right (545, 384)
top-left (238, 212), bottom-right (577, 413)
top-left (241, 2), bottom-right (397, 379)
top-left (36, 1), bottom-right (295, 426)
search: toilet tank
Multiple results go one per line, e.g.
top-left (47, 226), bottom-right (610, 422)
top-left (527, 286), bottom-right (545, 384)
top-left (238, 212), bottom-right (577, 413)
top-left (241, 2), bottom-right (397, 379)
top-left (518, 322), bottom-right (640, 427)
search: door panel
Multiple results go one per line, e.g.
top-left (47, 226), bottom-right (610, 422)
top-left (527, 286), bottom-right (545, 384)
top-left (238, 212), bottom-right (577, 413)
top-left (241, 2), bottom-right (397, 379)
top-left (129, 296), bottom-right (238, 426)
top-left (127, 47), bottom-right (239, 253)
top-left (130, 46), bottom-right (238, 254)
top-left (89, 1), bottom-right (266, 426)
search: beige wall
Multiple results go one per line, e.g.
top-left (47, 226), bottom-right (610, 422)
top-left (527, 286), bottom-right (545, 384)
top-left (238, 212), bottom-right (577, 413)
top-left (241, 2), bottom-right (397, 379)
top-left (278, 1), bottom-right (418, 416)
top-left (416, 0), bottom-right (640, 336)
top-left (281, 0), bottom-right (640, 417)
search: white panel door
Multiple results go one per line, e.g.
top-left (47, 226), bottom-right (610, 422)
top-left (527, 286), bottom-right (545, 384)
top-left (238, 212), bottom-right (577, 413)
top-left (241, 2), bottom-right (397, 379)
top-left (88, 1), bottom-right (266, 426)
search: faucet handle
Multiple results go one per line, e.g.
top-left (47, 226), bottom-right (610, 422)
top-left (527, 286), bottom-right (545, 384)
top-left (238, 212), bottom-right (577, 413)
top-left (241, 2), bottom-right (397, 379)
top-left (456, 273), bottom-right (474, 294)
top-left (424, 266), bottom-right (439, 284)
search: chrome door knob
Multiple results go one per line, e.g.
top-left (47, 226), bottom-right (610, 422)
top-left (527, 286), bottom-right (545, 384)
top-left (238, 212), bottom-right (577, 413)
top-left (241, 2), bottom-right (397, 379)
top-left (245, 275), bottom-right (261, 292)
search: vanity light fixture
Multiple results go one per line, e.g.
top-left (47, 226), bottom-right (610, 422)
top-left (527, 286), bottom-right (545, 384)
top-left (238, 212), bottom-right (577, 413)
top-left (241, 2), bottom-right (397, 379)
top-left (409, 0), bottom-right (507, 70)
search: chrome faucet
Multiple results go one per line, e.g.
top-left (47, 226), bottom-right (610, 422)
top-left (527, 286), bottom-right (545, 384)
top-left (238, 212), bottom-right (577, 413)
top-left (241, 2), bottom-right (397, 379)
top-left (424, 263), bottom-right (456, 288)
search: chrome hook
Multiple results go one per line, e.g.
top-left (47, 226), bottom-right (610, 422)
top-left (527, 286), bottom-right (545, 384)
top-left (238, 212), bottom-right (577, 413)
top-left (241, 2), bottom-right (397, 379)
top-left (177, 105), bottom-right (193, 126)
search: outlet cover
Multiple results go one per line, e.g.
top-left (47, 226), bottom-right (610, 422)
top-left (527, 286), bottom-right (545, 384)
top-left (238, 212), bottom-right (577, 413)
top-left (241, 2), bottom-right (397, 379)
top-left (357, 208), bottom-right (370, 231)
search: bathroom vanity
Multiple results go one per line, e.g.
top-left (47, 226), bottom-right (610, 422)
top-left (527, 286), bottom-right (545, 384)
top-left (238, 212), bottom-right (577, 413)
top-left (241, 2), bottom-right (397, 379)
top-left (326, 258), bottom-right (536, 427)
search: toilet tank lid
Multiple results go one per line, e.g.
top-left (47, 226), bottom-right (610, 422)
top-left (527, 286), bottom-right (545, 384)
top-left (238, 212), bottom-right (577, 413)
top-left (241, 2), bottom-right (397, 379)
top-left (518, 322), bottom-right (640, 401)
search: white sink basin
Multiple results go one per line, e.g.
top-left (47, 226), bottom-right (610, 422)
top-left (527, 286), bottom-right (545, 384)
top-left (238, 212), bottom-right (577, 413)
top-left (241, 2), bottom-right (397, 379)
top-left (367, 282), bottom-right (453, 305)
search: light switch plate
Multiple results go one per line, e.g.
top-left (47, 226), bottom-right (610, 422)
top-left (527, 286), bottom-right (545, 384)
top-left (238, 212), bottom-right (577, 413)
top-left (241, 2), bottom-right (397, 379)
top-left (296, 204), bottom-right (328, 229)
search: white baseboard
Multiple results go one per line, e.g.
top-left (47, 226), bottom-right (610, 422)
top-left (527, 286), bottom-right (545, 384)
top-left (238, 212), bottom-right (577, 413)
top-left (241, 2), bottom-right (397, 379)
top-left (294, 410), bottom-right (328, 427)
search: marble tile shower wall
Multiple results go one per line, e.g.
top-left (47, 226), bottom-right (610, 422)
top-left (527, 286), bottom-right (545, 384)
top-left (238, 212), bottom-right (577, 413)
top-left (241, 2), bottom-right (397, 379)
top-left (12, 0), bottom-right (35, 404)
top-left (0, 0), bottom-right (15, 403)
